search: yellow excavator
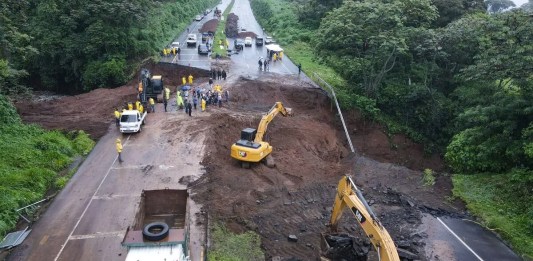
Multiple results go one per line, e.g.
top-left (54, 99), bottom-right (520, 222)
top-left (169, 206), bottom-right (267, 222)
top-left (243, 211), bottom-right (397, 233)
top-left (322, 175), bottom-right (401, 261)
top-left (230, 102), bottom-right (292, 168)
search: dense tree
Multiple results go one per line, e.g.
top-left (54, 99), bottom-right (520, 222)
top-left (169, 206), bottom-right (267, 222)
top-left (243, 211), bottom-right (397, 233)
top-left (0, 0), bottom-right (35, 94)
top-left (432, 0), bottom-right (486, 27)
top-left (294, 0), bottom-right (343, 29)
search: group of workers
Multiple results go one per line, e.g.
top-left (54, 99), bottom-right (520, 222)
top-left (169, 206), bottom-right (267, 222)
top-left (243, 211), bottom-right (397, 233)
top-left (210, 68), bottom-right (227, 80)
top-left (162, 47), bottom-right (180, 57)
top-left (114, 98), bottom-right (156, 126)
top-left (115, 73), bottom-right (230, 162)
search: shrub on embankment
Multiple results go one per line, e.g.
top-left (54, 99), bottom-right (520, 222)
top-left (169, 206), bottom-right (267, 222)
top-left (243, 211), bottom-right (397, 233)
top-left (0, 95), bottom-right (94, 237)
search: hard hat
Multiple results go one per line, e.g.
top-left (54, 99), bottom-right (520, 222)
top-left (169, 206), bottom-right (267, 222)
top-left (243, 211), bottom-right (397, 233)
top-left (116, 138), bottom-right (121, 142)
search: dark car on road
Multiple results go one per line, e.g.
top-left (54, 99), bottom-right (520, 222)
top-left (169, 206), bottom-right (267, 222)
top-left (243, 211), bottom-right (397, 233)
top-left (256, 37), bottom-right (264, 46)
top-left (234, 39), bottom-right (244, 51)
top-left (198, 44), bottom-right (209, 55)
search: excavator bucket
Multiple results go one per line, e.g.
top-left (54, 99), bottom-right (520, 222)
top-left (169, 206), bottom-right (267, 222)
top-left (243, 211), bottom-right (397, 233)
top-left (320, 233), bottom-right (370, 261)
top-left (285, 107), bottom-right (293, 116)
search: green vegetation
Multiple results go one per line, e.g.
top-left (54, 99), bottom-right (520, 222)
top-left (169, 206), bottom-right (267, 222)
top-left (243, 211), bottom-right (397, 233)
top-left (453, 171), bottom-right (533, 258)
top-left (212, 0), bottom-right (236, 58)
top-left (0, 0), bottom-right (217, 94)
top-left (0, 94), bottom-right (95, 236)
top-left (208, 223), bottom-right (264, 261)
top-left (422, 169), bottom-right (435, 186)
top-left (251, 0), bottom-right (533, 256)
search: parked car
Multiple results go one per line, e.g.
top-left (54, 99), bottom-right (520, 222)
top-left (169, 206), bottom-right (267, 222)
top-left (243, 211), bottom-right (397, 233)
top-left (186, 34), bottom-right (197, 46)
top-left (256, 37), bottom-right (264, 46)
top-left (198, 44), bottom-right (209, 55)
top-left (265, 36), bottom-right (275, 44)
top-left (244, 37), bottom-right (253, 47)
top-left (201, 33), bottom-right (210, 43)
top-left (234, 39), bottom-right (244, 51)
top-left (195, 15), bottom-right (202, 21)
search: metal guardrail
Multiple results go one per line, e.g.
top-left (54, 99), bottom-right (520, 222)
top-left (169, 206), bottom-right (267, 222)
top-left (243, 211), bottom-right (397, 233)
top-left (313, 73), bottom-right (356, 154)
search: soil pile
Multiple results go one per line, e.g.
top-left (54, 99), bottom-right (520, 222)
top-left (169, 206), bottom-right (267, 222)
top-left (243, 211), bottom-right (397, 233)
top-left (15, 62), bottom-right (210, 139)
top-left (193, 76), bottom-right (452, 260)
top-left (237, 32), bottom-right (258, 39)
top-left (225, 13), bottom-right (239, 38)
top-left (200, 19), bottom-right (219, 34)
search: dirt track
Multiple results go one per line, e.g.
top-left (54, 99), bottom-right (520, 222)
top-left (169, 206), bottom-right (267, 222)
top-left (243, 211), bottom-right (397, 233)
top-left (15, 62), bottom-right (460, 260)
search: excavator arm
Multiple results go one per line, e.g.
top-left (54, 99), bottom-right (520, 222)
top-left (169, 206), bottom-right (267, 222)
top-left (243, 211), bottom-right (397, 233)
top-left (254, 102), bottom-right (292, 143)
top-left (329, 175), bottom-right (400, 261)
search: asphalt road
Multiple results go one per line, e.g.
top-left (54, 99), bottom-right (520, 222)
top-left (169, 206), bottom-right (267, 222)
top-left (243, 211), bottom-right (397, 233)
top-left (227, 0), bottom-right (301, 77)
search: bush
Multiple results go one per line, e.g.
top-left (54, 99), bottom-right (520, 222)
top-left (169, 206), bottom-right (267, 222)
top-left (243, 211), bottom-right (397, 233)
top-left (0, 94), bottom-right (21, 125)
top-left (82, 58), bottom-right (128, 90)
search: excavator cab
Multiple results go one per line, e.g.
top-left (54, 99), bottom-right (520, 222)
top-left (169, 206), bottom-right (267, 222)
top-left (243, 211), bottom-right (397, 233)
top-left (235, 128), bottom-right (261, 149)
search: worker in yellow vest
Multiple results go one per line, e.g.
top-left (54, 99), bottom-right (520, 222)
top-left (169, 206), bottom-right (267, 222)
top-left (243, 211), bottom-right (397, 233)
top-left (176, 92), bottom-right (184, 109)
top-left (127, 102), bottom-right (133, 110)
top-left (135, 100), bottom-right (141, 111)
top-left (116, 139), bottom-right (123, 163)
top-left (273, 53), bottom-right (277, 62)
top-left (182, 77), bottom-right (186, 85)
top-left (172, 47), bottom-right (176, 56)
top-left (149, 97), bottom-right (155, 113)
top-left (114, 108), bottom-right (121, 127)
top-left (138, 103), bottom-right (144, 114)
top-left (164, 87), bottom-right (170, 101)
top-left (188, 74), bottom-right (193, 84)
top-left (201, 97), bottom-right (206, 112)
top-left (279, 51), bottom-right (283, 60)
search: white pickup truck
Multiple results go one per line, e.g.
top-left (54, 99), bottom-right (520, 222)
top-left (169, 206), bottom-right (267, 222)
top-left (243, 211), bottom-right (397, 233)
top-left (119, 110), bottom-right (147, 133)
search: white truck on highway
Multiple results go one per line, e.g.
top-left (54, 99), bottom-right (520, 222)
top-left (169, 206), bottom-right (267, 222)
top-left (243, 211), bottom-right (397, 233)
top-left (119, 110), bottom-right (147, 133)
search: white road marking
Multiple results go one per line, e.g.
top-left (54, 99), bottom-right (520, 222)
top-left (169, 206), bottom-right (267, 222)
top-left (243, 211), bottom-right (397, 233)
top-left (92, 194), bottom-right (137, 200)
top-left (54, 135), bottom-right (131, 261)
top-left (69, 231), bottom-right (124, 240)
top-left (437, 217), bottom-right (485, 261)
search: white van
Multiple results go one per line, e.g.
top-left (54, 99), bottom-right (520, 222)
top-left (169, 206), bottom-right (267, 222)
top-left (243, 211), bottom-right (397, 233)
top-left (186, 34), bottom-right (197, 46)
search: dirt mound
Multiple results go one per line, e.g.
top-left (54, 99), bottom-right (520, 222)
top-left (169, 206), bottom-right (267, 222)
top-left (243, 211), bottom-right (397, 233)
top-left (193, 76), bottom-right (453, 260)
top-left (15, 62), bottom-right (210, 139)
top-left (200, 19), bottom-right (219, 34)
top-left (225, 13), bottom-right (239, 38)
top-left (237, 32), bottom-right (258, 39)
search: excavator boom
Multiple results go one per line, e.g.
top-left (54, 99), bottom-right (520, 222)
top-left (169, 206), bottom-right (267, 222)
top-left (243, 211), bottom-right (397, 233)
top-left (327, 175), bottom-right (400, 261)
top-left (230, 102), bottom-right (292, 165)
top-left (254, 102), bottom-right (292, 143)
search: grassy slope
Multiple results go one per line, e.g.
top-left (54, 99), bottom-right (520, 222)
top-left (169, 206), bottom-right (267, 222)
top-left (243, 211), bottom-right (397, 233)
top-left (453, 173), bottom-right (533, 259)
top-left (0, 107), bottom-right (94, 236)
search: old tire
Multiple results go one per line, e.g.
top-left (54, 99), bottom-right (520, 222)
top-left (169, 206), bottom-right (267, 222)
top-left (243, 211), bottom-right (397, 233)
top-left (143, 222), bottom-right (169, 241)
